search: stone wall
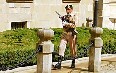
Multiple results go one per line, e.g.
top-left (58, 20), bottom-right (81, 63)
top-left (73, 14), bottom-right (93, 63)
top-left (0, 0), bottom-right (8, 32)
top-left (32, 0), bottom-right (63, 28)
top-left (79, 0), bottom-right (93, 27)
top-left (98, 0), bottom-right (116, 30)
top-left (0, 0), bottom-right (93, 32)
top-left (31, 0), bottom-right (81, 28)
top-left (0, 0), bottom-right (116, 32)
top-left (0, 0), bottom-right (33, 31)
top-left (109, 0), bottom-right (116, 30)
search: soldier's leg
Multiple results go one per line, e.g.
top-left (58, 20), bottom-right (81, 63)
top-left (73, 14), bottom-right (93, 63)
top-left (73, 35), bottom-right (77, 56)
top-left (54, 39), bottom-right (67, 69)
top-left (59, 39), bottom-right (67, 56)
top-left (69, 36), bottom-right (76, 57)
top-left (69, 35), bottom-right (77, 68)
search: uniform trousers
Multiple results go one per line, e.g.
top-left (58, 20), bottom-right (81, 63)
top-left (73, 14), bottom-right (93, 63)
top-left (59, 31), bottom-right (77, 57)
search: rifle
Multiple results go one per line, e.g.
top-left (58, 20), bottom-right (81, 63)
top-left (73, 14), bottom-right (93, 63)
top-left (55, 11), bottom-right (72, 23)
top-left (55, 11), bottom-right (77, 35)
top-left (55, 11), bottom-right (62, 20)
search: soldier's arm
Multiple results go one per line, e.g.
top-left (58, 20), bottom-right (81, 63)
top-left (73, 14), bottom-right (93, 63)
top-left (69, 15), bottom-right (75, 24)
top-left (73, 13), bottom-right (78, 25)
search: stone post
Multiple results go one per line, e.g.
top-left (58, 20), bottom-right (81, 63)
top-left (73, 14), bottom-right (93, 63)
top-left (86, 17), bottom-right (93, 27)
top-left (37, 28), bottom-right (54, 73)
top-left (89, 27), bottom-right (103, 72)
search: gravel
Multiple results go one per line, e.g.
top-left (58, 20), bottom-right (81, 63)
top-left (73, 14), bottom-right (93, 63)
top-left (101, 63), bottom-right (116, 73)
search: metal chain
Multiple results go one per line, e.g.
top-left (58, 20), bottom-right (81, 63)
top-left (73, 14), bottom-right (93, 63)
top-left (84, 43), bottom-right (93, 50)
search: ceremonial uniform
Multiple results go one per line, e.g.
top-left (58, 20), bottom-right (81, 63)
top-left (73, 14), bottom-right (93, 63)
top-left (59, 13), bottom-right (77, 57)
top-left (54, 5), bottom-right (78, 69)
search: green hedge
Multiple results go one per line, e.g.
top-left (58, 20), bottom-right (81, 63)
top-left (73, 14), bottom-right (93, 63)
top-left (101, 28), bottom-right (116, 54)
top-left (0, 28), bottom-right (116, 69)
top-left (0, 49), bottom-right (36, 68)
top-left (0, 29), bottom-right (38, 69)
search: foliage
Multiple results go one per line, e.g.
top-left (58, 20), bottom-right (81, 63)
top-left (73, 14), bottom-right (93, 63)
top-left (0, 27), bottom-right (116, 70)
top-left (0, 28), bottom-right (38, 70)
top-left (101, 28), bottom-right (116, 54)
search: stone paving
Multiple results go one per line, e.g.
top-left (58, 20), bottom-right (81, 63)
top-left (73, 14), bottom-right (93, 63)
top-left (0, 54), bottom-right (116, 73)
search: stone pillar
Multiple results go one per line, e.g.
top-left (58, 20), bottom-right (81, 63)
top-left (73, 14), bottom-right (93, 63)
top-left (89, 27), bottom-right (103, 72)
top-left (86, 17), bottom-right (93, 27)
top-left (37, 28), bottom-right (54, 73)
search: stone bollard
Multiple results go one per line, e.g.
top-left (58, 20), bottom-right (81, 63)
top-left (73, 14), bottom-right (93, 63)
top-left (86, 18), bottom-right (93, 27)
top-left (88, 27), bottom-right (103, 72)
top-left (37, 28), bottom-right (54, 73)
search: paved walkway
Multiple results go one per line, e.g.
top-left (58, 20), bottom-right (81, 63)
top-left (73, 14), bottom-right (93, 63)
top-left (0, 54), bottom-right (116, 73)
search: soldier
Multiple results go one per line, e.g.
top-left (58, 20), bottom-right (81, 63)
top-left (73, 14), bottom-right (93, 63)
top-left (54, 5), bottom-right (78, 69)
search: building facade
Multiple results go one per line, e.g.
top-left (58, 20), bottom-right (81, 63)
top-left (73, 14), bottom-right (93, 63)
top-left (0, 0), bottom-right (116, 32)
top-left (98, 0), bottom-right (116, 30)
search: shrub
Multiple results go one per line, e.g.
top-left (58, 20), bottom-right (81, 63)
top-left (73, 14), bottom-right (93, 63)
top-left (0, 28), bottom-right (38, 70)
top-left (0, 27), bottom-right (116, 70)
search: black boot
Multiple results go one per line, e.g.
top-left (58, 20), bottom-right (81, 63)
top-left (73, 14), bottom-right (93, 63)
top-left (70, 59), bottom-right (75, 68)
top-left (54, 55), bottom-right (63, 69)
